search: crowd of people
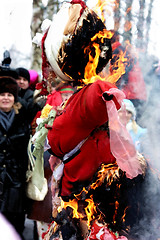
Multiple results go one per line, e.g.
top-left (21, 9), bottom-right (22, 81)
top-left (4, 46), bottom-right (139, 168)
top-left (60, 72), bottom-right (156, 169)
top-left (0, 1), bottom-right (160, 240)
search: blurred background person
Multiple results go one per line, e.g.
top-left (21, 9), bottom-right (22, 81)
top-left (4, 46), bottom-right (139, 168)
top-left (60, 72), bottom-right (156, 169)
top-left (16, 67), bottom-right (34, 104)
top-left (0, 66), bottom-right (41, 239)
top-left (118, 99), bottom-right (148, 153)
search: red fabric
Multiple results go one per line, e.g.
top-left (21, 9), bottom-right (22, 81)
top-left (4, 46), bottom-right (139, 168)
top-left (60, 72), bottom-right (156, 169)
top-left (46, 90), bottom-right (62, 107)
top-left (70, 0), bottom-right (87, 14)
top-left (123, 62), bottom-right (147, 100)
top-left (112, 42), bottom-right (121, 51)
top-left (61, 131), bottom-right (115, 196)
top-left (47, 80), bottom-right (121, 196)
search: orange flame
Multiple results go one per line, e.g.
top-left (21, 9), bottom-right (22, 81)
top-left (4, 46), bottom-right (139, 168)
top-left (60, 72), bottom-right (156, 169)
top-left (57, 164), bottom-right (120, 228)
top-left (84, 195), bottom-right (97, 228)
top-left (58, 198), bottom-right (84, 219)
top-left (83, 29), bottom-right (114, 85)
top-left (84, 42), bottom-right (100, 82)
top-left (108, 49), bottom-right (127, 83)
top-left (108, 40), bottom-right (134, 83)
top-left (58, 196), bottom-right (97, 228)
top-left (93, 0), bottom-right (115, 23)
top-left (113, 200), bottom-right (119, 224)
top-left (121, 206), bottom-right (129, 223)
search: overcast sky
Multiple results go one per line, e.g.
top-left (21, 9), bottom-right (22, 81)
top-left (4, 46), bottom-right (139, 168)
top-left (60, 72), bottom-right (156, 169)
top-left (0, 0), bottom-right (159, 67)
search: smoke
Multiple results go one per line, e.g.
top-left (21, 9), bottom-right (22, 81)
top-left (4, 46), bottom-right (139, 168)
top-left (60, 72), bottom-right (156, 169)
top-left (131, 53), bottom-right (160, 239)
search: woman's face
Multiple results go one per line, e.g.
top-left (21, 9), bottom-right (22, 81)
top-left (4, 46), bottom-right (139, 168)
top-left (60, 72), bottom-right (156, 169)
top-left (0, 92), bottom-right (14, 112)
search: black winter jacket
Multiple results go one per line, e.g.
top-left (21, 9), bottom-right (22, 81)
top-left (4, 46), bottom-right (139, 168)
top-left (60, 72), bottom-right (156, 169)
top-left (0, 101), bottom-right (39, 213)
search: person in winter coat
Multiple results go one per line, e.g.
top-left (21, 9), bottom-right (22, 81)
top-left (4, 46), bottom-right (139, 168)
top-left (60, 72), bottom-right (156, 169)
top-left (16, 67), bottom-right (34, 105)
top-left (0, 67), bottom-right (40, 239)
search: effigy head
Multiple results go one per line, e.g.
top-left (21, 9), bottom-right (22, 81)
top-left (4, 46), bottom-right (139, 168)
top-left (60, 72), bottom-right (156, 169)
top-left (38, 0), bottom-right (112, 86)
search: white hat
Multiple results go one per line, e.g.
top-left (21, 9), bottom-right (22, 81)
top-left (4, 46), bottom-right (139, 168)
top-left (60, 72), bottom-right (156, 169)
top-left (123, 99), bottom-right (136, 119)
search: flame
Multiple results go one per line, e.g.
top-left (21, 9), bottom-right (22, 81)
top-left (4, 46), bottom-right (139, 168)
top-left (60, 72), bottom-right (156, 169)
top-left (108, 49), bottom-right (127, 83)
top-left (84, 195), bottom-right (97, 228)
top-left (84, 42), bottom-right (100, 82)
top-left (56, 163), bottom-right (120, 229)
top-left (113, 200), bottom-right (119, 224)
top-left (83, 29), bottom-right (114, 85)
top-left (108, 40), bottom-right (134, 83)
top-left (48, 163), bottom-right (131, 238)
top-left (58, 198), bottom-right (84, 219)
top-left (57, 196), bottom-right (97, 229)
top-left (93, 0), bottom-right (115, 23)
top-left (121, 206), bottom-right (129, 223)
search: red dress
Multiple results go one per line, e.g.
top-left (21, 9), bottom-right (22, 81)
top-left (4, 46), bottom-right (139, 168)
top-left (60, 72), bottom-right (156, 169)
top-left (47, 80), bottom-right (121, 196)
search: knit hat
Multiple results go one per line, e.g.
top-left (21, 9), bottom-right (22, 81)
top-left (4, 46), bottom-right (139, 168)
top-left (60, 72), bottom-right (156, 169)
top-left (35, 0), bottom-right (112, 85)
top-left (16, 67), bottom-right (30, 82)
top-left (123, 99), bottom-right (136, 119)
top-left (0, 76), bottom-right (18, 102)
top-left (29, 69), bottom-right (39, 90)
top-left (58, 85), bottom-right (75, 93)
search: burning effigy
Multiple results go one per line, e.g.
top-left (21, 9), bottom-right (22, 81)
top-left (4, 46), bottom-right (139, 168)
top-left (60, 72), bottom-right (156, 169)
top-left (31, 0), bottom-right (148, 239)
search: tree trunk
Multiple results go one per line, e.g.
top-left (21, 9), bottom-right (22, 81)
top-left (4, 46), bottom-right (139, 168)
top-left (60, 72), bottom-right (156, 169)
top-left (136, 0), bottom-right (146, 49)
top-left (114, 0), bottom-right (121, 32)
top-left (145, 0), bottom-right (154, 53)
top-left (123, 0), bottom-right (133, 43)
top-left (30, 0), bottom-right (60, 73)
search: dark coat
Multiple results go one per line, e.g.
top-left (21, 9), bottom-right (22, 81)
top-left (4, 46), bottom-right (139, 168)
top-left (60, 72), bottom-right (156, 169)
top-left (0, 101), bottom-right (39, 214)
top-left (18, 88), bottom-right (34, 104)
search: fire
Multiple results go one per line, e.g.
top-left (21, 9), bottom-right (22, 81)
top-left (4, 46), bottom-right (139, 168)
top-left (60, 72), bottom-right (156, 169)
top-left (57, 195), bottom-right (97, 229)
top-left (113, 200), bottom-right (119, 224)
top-left (108, 48), bottom-right (127, 83)
top-left (84, 195), bottom-right (97, 228)
top-left (44, 163), bottom-right (131, 239)
top-left (121, 206), bottom-right (129, 223)
top-left (83, 29), bottom-right (114, 85)
top-left (57, 163), bottom-right (120, 229)
top-left (84, 42), bottom-right (100, 83)
top-left (90, 163), bottom-right (120, 190)
top-left (108, 40), bottom-right (133, 83)
top-left (93, 0), bottom-right (115, 23)
top-left (58, 198), bottom-right (84, 219)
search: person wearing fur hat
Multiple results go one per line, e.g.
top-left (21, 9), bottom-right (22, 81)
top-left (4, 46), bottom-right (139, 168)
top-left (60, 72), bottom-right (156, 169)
top-left (0, 67), bottom-right (40, 239)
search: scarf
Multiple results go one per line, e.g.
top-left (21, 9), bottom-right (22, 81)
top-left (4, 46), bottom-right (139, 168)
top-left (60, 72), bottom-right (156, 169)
top-left (0, 109), bottom-right (15, 131)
